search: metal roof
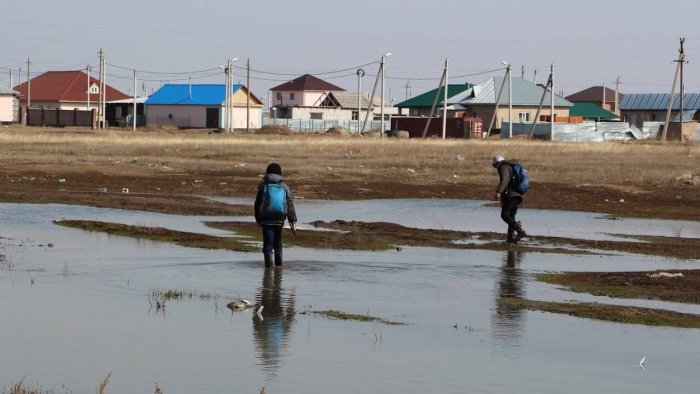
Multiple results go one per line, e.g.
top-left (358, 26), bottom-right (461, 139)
top-left (619, 93), bottom-right (700, 110)
top-left (453, 77), bottom-right (572, 107)
top-left (13, 71), bottom-right (130, 102)
top-left (395, 84), bottom-right (473, 108)
top-left (0, 84), bottom-right (19, 95)
top-left (145, 84), bottom-right (242, 105)
top-left (569, 102), bottom-right (617, 119)
top-left (325, 91), bottom-right (380, 109)
top-left (270, 74), bottom-right (345, 92)
top-left (566, 86), bottom-right (623, 103)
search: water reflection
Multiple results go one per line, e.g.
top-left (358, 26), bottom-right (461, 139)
top-left (252, 268), bottom-right (296, 377)
top-left (492, 250), bottom-right (526, 354)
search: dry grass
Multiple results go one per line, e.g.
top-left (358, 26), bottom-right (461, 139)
top-left (0, 126), bottom-right (697, 189)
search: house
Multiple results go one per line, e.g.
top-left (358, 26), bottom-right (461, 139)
top-left (145, 83), bottom-right (263, 129)
top-left (312, 91), bottom-right (383, 120)
top-left (13, 70), bottom-right (130, 126)
top-left (0, 84), bottom-right (20, 123)
top-left (566, 86), bottom-right (623, 114)
top-left (569, 102), bottom-right (617, 121)
top-left (270, 74), bottom-right (345, 119)
top-left (450, 76), bottom-right (573, 131)
top-left (619, 93), bottom-right (700, 127)
top-left (395, 84), bottom-right (474, 117)
top-left (269, 73), bottom-right (396, 121)
top-left (13, 70), bottom-right (129, 111)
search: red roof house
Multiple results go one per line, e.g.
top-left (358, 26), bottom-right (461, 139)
top-left (13, 70), bottom-right (130, 110)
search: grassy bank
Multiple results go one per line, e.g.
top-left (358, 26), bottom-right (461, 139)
top-left (1, 127), bottom-right (698, 220)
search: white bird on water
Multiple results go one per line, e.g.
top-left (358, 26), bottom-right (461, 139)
top-left (639, 356), bottom-right (646, 368)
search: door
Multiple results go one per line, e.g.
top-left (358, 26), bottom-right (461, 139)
top-left (206, 108), bottom-right (219, 129)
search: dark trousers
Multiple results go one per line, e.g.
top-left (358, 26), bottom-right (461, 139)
top-left (262, 224), bottom-right (283, 254)
top-left (500, 196), bottom-right (522, 231)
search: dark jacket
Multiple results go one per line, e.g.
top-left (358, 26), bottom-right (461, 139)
top-left (254, 173), bottom-right (297, 225)
top-left (496, 160), bottom-right (523, 201)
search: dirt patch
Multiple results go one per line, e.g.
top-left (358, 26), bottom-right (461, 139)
top-left (501, 298), bottom-right (700, 328)
top-left (301, 309), bottom-right (406, 325)
top-left (536, 269), bottom-right (700, 304)
top-left (54, 220), bottom-right (258, 252)
top-left (256, 124), bottom-right (293, 135)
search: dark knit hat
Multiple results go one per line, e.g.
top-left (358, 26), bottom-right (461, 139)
top-left (266, 162), bottom-right (282, 175)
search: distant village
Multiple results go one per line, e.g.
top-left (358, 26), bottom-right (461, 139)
top-left (1, 68), bottom-right (697, 142)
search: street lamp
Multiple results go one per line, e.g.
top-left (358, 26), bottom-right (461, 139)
top-left (381, 52), bottom-right (391, 137)
top-left (502, 61), bottom-right (512, 138)
top-left (221, 58), bottom-right (238, 132)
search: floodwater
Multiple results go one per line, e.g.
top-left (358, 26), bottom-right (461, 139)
top-left (1, 200), bottom-right (700, 394)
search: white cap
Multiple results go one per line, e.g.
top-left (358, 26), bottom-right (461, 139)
top-left (492, 155), bottom-right (505, 166)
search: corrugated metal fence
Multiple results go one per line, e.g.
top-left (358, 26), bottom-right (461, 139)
top-left (262, 117), bottom-right (387, 133)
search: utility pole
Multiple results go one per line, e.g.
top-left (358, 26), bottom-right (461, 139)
top-left (615, 75), bottom-right (621, 115)
top-left (528, 73), bottom-right (553, 139)
top-left (662, 38), bottom-right (686, 141)
top-left (9, 69), bottom-right (12, 90)
top-left (357, 68), bottom-right (364, 131)
top-left (98, 49), bottom-right (104, 130)
top-left (521, 65), bottom-right (525, 79)
top-left (86, 65), bottom-right (91, 111)
top-left (246, 58), bottom-right (250, 133)
top-left (404, 80), bottom-right (411, 100)
top-left (550, 63), bottom-right (555, 140)
top-left (380, 53), bottom-right (391, 137)
top-left (442, 58), bottom-right (448, 139)
top-left (223, 61), bottom-right (229, 132)
top-left (680, 38), bottom-right (686, 124)
top-left (26, 57), bottom-right (31, 118)
top-left (133, 69), bottom-right (137, 131)
top-left (486, 69), bottom-right (509, 137)
top-left (507, 63), bottom-right (512, 138)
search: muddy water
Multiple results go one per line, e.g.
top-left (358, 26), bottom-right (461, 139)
top-left (1, 201), bottom-right (700, 394)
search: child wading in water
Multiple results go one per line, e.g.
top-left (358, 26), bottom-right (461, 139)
top-left (254, 163), bottom-right (297, 267)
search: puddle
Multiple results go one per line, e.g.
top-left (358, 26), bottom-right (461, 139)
top-left (1, 201), bottom-right (700, 393)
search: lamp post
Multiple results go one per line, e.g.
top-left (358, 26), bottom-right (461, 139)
top-left (502, 61), bottom-right (512, 138)
top-left (222, 58), bottom-right (238, 132)
top-left (380, 52), bottom-right (391, 137)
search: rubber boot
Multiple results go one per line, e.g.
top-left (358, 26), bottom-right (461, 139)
top-left (514, 222), bottom-right (527, 243)
top-left (274, 250), bottom-right (283, 266)
top-left (506, 228), bottom-right (516, 243)
top-left (264, 252), bottom-right (274, 268)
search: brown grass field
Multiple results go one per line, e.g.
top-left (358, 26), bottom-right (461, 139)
top-left (0, 125), bottom-right (698, 220)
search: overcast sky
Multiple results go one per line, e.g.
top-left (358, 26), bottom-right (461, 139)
top-left (1, 0), bottom-right (698, 104)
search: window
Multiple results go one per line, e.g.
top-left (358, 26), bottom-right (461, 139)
top-left (518, 112), bottom-right (530, 122)
top-left (310, 112), bottom-right (323, 120)
top-left (276, 92), bottom-right (282, 101)
top-left (290, 92), bottom-right (295, 100)
top-left (88, 84), bottom-right (99, 94)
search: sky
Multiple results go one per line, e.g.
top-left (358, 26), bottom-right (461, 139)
top-left (1, 0), bottom-right (699, 106)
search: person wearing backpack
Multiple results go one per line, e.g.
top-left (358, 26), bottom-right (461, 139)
top-left (492, 156), bottom-right (528, 243)
top-left (254, 163), bottom-right (297, 268)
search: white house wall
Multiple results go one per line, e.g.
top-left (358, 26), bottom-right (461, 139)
top-left (0, 95), bottom-right (18, 122)
top-left (146, 105), bottom-right (208, 128)
top-left (231, 107), bottom-right (261, 129)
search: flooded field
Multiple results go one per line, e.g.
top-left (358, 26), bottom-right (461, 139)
top-left (2, 200), bottom-right (700, 393)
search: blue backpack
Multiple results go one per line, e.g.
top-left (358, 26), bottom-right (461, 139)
top-left (511, 164), bottom-right (530, 194)
top-left (261, 183), bottom-right (287, 218)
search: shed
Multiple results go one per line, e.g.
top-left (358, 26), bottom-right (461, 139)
top-left (145, 84), bottom-right (263, 129)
